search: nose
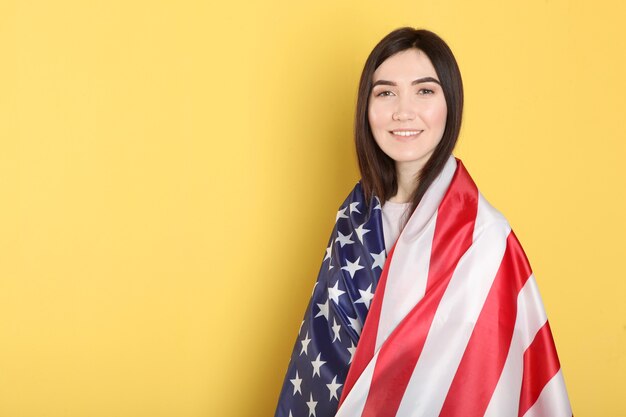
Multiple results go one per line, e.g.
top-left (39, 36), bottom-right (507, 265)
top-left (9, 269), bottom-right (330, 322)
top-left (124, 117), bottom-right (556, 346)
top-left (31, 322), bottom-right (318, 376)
top-left (392, 96), bottom-right (416, 121)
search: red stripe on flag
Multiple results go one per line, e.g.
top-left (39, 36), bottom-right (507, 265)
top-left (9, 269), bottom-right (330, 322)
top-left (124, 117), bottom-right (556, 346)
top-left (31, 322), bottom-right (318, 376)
top-left (360, 161), bottom-right (479, 417)
top-left (338, 243), bottom-right (396, 408)
top-left (518, 321), bottom-right (561, 417)
top-left (439, 232), bottom-right (532, 417)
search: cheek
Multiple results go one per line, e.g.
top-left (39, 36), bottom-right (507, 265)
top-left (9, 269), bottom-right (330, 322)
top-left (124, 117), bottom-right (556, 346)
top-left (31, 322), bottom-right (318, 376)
top-left (368, 102), bottom-right (387, 131)
top-left (424, 101), bottom-right (448, 132)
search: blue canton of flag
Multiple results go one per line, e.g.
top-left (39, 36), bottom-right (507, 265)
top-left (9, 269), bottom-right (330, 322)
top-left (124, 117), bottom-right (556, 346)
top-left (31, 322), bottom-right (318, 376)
top-left (274, 182), bottom-right (387, 417)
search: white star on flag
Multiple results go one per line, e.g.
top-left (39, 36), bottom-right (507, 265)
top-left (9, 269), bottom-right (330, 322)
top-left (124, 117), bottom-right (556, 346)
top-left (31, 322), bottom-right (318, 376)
top-left (314, 298), bottom-right (329, 321)
top-left (335, 207), bottom-right (348, 223)
top-left (306, 393), bottom-right (318, 417)
top-left (331, 318), bottom-right (342, 343)
top-left (355, 223), bottom-right (370, 243)
top-left (341, 256), bottom-right (364, 279)
top-left (324, 244), bottom-right (332, 262)
top-left (328, 281), bottom-right (346, 304)
top-left (289, 370), bottom-right (302, 395)
top-left (335, 231), bottom-right (355, 247)
top-left (349, 202), bottom-right (361, 214)
top-left (311, 353), bottom-right (326, 378)
top-left (326, 375), bottom-right (343, 401)
top-left (370, 250), bottom-right (386, 270)
top-left (347, 340), bottom-right (357, 364)
top-left (300, 332), bottom-right (311, 356)
top-left (355, 284), bottom-right (375, 309)
top-left (347, 315), bottom-right (362, 335)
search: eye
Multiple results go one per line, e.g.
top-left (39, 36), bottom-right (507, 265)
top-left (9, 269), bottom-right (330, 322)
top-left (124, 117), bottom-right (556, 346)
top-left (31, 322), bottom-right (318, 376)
top-left (374, 90), bottom-right (395, 97)
top-left (418, 88), bottom-right (435, 95)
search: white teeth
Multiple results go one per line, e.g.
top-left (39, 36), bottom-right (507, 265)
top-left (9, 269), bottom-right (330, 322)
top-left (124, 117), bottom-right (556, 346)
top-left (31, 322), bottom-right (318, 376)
top-left (392, 130), bottom-right (421, 136)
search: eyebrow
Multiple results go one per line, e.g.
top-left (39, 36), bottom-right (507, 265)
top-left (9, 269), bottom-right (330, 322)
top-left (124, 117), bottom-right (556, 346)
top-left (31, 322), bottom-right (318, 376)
top-left (372, 77), bottom-right (441, 87)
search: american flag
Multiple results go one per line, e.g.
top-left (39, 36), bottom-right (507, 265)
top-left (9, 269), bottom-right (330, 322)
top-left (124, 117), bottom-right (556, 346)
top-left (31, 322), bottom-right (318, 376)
top-left (275, 157), bottom-right (572, 417)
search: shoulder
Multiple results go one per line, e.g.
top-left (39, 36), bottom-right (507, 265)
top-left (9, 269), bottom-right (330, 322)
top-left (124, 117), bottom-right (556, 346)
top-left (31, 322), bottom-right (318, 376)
top-left (473, 191), bottom-right (533, 269)
top-left (456, 160), bottom-right (533, 272)
top-left (332, 180), bottom-right (382, 229)
top-left (474, 192), bottom-right (510, 234)
top-left (336, 180), bottom-right (372, 210)
top-left (455, 159), bottom-right (511, 238)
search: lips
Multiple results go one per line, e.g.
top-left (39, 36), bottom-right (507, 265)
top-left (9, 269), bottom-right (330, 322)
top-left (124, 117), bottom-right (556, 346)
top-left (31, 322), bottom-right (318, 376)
top-left (390, 130), bottom-right (423, 138)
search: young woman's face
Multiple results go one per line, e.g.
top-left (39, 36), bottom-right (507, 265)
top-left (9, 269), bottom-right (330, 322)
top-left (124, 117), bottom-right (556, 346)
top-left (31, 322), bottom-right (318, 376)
top-left (368, 48), bottom-right (447, 175)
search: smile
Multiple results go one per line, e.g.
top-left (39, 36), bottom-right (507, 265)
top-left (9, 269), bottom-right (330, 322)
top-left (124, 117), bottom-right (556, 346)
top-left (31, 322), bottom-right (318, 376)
top-left (391, 130), bottom-right (423, 137)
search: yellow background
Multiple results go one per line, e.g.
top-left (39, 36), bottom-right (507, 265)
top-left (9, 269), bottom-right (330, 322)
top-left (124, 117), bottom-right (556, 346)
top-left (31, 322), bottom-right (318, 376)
top-left (1, 0), bottom-right (625, 416)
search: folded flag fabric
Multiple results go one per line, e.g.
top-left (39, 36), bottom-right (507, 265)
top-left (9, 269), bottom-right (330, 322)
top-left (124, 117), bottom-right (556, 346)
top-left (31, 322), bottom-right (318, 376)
top-left (275, 156), bottom-right (572, 417)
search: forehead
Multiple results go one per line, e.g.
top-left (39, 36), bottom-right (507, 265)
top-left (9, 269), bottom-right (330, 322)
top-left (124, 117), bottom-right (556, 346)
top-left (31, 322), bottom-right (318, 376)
top-left (372, 48), bottom-right (438, 82)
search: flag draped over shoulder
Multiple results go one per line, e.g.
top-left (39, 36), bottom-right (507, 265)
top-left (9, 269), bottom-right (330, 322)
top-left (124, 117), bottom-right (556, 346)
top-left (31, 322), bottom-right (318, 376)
top-left (275, 157), bottom-right (572, 417)
top-left (274, 175), bottom-right (387, 417)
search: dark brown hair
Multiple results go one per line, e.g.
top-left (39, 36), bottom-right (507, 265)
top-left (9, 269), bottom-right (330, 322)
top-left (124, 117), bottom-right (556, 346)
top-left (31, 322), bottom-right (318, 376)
top-left (355, 27), bottom-right (463, 216)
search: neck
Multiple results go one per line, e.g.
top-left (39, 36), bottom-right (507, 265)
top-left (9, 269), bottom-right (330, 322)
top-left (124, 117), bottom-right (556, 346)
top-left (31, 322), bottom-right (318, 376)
top-left (389, 160), bottom-right (424, 203)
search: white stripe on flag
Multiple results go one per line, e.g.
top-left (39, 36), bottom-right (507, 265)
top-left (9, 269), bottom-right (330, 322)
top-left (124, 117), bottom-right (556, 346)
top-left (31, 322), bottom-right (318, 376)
top-left (484, 275), bottom-right (548, 417)
top-left (522, 370), bottom-right (572, 417)
top-left (395, 196), bottom-right (510, 417)
top-left (375, 213), bottom-right (435, 351)
top-left (334, 352), bottom-right (378, 417)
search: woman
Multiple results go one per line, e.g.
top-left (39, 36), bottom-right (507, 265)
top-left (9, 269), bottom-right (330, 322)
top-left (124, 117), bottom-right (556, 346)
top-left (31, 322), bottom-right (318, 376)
top-left (275, 27), bottom-right (572, 417)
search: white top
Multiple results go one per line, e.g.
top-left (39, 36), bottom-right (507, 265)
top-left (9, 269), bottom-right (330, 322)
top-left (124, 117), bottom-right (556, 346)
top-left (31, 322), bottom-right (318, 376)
top-left (381, 200), bottom-right (410, 252)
